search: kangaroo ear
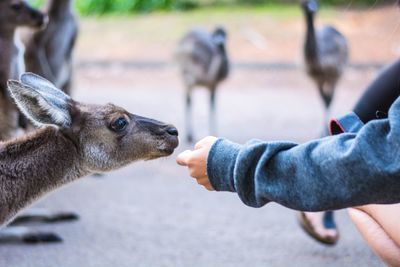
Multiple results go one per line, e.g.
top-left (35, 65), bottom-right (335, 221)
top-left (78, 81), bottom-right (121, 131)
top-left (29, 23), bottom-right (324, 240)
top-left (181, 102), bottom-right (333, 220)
top-left (7, 75), bottom-right (72, 128)
top-left (20, 72), bottom-right (70, 98)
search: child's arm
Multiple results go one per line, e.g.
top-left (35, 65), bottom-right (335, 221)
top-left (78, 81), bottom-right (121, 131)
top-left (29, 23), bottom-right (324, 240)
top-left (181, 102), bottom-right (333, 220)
top-left (177, 97), bottom-right (400, 211)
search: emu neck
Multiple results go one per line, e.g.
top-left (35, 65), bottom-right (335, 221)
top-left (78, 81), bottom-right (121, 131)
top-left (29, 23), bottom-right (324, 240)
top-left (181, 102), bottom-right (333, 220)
top-left (304, 11), bottom-right (319, 65)
top-left (217, 44), bottom-right (229, 80)
top-left (0, 127), bottom-right (83, 225)
top-left (217, 42), bottom-right (226, 54)
top-left (46, 0), bottom-right (73, 18)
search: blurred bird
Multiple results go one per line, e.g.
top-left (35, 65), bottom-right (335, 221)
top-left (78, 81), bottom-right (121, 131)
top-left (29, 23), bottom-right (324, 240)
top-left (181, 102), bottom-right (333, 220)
top-left (299, 0), bottom-right (348, 246)
top-left (301, 0), bottom-right (348, 129)
top-left (176, 27), bottom-right (229, 143)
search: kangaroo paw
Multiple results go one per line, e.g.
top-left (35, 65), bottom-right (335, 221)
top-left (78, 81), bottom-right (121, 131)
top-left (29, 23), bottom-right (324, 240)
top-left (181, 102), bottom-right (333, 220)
top-left (10, 211), bottom-right (79, 225)
top-left (23, 232), bottom-right (63, 244)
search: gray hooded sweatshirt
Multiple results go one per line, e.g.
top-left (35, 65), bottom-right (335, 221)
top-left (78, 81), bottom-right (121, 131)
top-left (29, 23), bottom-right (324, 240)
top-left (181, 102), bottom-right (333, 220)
top-left (206, 96), bottom-right (400, 211)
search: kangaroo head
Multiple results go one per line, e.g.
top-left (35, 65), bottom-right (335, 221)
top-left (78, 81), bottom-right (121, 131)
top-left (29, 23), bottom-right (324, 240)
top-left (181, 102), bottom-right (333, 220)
top-left (7, 73), bottom-right (179, 173)
top-left (0, 0), bottom-right (47, 30)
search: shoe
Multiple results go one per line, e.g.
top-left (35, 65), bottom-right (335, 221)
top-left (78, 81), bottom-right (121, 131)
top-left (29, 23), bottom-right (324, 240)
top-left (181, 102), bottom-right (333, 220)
top-left (298, 211), bottom-right (339, 245)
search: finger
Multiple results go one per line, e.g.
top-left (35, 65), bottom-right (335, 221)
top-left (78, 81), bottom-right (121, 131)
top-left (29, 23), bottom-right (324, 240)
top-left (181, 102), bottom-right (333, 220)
top-left (195, 176), bottom-right (209, 185)
top-left (176, 150), bottom-right (192, 166)
top-left (194, 140), bottom-right (205, 150)
top-left (197, 178), bottom-right (214, 191)
top-left (190, 166), bottom-right (208, 179)
top-left (186, 149), bottom-right (208, 177)
top-left (194, 136), bottom-right (217, 150)
top-left (204, 183), bottom-right (215, 191)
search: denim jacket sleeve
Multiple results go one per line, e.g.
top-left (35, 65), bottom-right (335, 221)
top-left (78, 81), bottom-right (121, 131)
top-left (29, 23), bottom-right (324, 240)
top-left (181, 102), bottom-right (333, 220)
top-left (206, 96), bottom-right (400, 211)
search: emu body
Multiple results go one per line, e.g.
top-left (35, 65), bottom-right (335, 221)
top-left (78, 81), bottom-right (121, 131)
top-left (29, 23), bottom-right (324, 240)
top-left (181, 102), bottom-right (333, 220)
top-left (302, 0), bottom-right (348, 127)
top-left (176, 27), bottom-right (229, 142)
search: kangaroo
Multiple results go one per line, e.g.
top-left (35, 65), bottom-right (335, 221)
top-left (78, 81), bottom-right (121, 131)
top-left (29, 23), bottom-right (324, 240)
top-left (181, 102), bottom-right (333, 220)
top-left (0, 0), bottom-right (47, 139)
top-left (24, 0), bottom-right (78, 95)
top-left (0, 72), bottom-right (179, 227)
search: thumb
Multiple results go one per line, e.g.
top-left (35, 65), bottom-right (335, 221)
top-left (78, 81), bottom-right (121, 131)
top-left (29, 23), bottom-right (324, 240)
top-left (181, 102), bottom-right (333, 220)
top-left (176, 150), bottom-right (192, 166)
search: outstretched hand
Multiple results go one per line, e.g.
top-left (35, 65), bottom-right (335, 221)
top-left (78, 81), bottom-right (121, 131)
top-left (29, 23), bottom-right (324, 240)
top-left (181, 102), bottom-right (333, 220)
top-left (176, 136), bottom-right (218, 191)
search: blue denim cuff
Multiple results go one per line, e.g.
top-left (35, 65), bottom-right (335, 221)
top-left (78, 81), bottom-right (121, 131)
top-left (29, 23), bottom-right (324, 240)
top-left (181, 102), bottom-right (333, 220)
top-left (330, 112), bottom-right (365, 135)
top-left (207, 138), bottom-right (241, 192)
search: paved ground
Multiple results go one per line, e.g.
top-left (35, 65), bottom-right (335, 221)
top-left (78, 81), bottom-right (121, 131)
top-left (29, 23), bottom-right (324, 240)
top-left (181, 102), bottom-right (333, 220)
top-left (2, 4), bottom-right (398, 266)
top-left (0, 66), bottom-right (385, 267)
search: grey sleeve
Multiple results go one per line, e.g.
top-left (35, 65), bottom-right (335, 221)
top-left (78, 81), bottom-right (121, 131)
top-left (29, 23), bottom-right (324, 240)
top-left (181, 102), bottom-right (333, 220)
top-left (206, 97), bottom-right (400, 211)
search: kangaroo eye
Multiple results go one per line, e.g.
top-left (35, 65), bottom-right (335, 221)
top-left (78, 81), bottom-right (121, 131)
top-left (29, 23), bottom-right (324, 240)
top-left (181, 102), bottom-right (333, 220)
top-left (10, 3), bottom-right (22, 11)
top-left (111, 117), bottom-right (128, 132)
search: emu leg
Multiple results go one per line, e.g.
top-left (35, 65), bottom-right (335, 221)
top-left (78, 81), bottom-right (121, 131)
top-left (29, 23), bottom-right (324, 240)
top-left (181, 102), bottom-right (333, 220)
top-left (9, 208), bottom-right (79, 226)
top-left (321, 108), bottom-right (330, 136)
top-left (317, 84), bottom-right (333, 136)
top-left (0, 226), bottom-right (62, 244)
top-left (318, 81), bottom-right (335, 108)
top-left (209, 87), bottom-right (217, 136)
top-left (185, 87), bottom-right (194, 143)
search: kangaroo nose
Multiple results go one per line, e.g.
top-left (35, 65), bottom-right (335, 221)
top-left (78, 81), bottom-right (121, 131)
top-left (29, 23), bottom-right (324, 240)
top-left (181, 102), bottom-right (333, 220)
top-left (166, 126), bottom-right (179, 136)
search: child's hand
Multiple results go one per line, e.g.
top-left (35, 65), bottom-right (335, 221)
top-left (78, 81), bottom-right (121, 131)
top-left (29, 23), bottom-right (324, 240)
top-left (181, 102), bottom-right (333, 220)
top-left (176, 136), bottom-right (218, 191)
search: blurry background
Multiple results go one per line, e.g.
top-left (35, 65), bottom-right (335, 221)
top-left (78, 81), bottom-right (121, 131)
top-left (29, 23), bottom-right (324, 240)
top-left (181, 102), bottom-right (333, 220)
top-left (31, 0), bottom-right (383, 14)
top-left (1, 1), bottom-right (399, 266)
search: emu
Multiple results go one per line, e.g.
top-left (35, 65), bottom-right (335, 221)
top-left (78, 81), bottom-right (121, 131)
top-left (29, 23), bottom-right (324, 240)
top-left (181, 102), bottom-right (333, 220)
top-left (299, 0), bottom-right (348, 245)
top-left (176, 27), bottom-right (229, 143)
top-left (24, 0), bottom-right (78, 95)
top-left (0, 73), bottom-right (178, 238)
top-left (301, 0), bottom-right (348, 128)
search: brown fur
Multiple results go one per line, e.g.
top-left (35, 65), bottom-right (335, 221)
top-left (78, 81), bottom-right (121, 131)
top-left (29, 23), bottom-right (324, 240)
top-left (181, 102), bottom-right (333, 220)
top-left (0, 127), bottom-right (80, 224)
top-left (1, 73), bottom-right (179, 225)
